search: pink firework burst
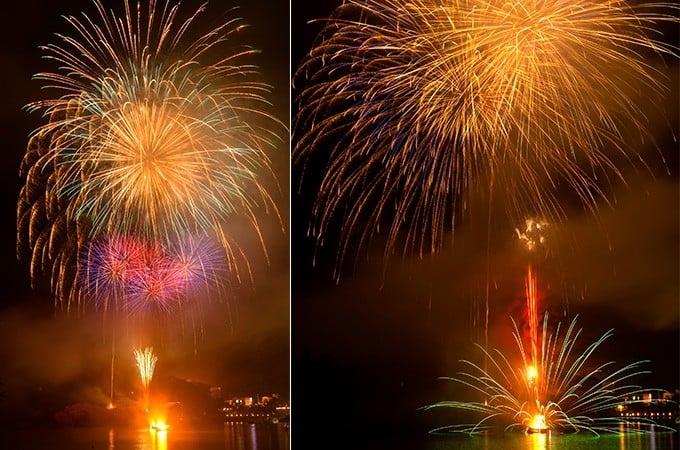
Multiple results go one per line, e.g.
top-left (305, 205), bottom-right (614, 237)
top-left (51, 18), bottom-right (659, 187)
top-left (79, 234), bottom-right (226, 316)
top-left (127, 246), bottom-right (186, 316)
top-left (80, 235), bottom-right (145, 312)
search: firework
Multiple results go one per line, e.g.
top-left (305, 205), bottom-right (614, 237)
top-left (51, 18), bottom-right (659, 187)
top-left (80, 235), bottom-right (145, 312)
top-left (135, 346), bottom-right (158, 389)
top-left (135, 346), bottom-right (157, 411)
top-left (515, 219), bottom-right (549, 255)
top-left (169, 235), bottom-right (230, 296)
top-left (79, 234), bottom-right (226, 316)
top-left (525, 267), bottom-right (539, 372)
top-left (126, 245), bottom-right (185, 317)
top-left (294, 0), bottom-right (677, 269)
top-left (423, 313), bottom-right (671, 435)
top-left (18, 0), bottom-right (282, 310)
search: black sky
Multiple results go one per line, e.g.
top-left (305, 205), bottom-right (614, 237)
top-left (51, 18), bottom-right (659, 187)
top-left (291, 0), bottom-right (679, 444)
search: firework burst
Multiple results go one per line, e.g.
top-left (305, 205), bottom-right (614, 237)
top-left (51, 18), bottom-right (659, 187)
top-left (79, 235), bottom-right (145, 312)
top-left (423, 314), bottom-right (671, 435)
top-left (18, 0), bottom-right (282, 309)
top-left (294, 0), bottom-right (678, 270)
top-left (80, 234), bottom-right (226, 317)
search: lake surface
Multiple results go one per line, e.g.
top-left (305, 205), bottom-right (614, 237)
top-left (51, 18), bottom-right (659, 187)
top-left (440, 432), bottom-right (677, 450)
top-left (0, 424), bottom-right (676, 449)
top-left (0, 422), bottom-right (289, 450)
top-left (337, 430), bottom-right (677, 450)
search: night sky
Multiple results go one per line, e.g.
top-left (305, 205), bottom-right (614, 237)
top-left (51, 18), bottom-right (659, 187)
top-left (291, 0), bottom-right (679, 445)
top-left (0, 0), bottom-right (289, 424)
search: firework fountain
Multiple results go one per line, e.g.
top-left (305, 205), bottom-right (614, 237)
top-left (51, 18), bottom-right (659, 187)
top-left (135, 347), bottom-right (158, 414)
top-left (517, 219), bottom-right (549, 431)
top-left (425, 258), bottom-right (673, 435)
top-left (423, 213), bottom-right (674, 435)
top-left (424, 313), bottom-right (671, 435)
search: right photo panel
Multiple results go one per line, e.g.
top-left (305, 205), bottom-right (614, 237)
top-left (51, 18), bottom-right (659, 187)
top-left (292, 1), bottom-right (679, 449)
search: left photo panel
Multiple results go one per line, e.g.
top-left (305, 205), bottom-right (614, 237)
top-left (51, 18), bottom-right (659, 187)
top-left (2, 0), bottom-right (289, 448)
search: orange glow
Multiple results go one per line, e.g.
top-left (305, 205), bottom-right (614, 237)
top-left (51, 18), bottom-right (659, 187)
top-left (150, 420), bottom-right (169, 432)
top-left (530, 430), bottom-right (548, 450)
top-left (150, 423), bottom-right (168, 450)
top-left (526, 365), bottom-right (538, 385)
top-left (528, 414), bottom-right (548, 432)
top-left (106, 402), bottom-right (115, 410)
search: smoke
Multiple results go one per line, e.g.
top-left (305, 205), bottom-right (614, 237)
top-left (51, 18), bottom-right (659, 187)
top-left (0, 307), bottom-right (108, 387)
top-left (555, 176), bottom-right (679, 331)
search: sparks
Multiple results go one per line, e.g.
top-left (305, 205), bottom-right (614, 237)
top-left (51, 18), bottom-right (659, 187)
top-left (294, 0), bottom-right (678, 272)
top-left (18, 0), bottom-right (282, 310)
top-left (423, 314), bottom-right (672, 435)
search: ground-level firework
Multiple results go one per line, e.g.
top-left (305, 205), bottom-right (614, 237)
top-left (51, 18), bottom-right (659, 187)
top-left (423, 313), bottom-right (672, 435)
top-left (135, 347), bottom-right (157, 413)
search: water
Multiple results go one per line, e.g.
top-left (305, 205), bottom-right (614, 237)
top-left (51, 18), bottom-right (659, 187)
top-left (337, 431), bottom-right (677, 450)
top-left (1, 425), bottom-right (675, 449)
top-left (0, 422), bottom-right (289, 450)
top-left (426, 432), bottom-right (676, 450)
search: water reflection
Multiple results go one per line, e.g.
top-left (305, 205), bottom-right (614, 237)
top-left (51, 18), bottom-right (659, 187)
top-left (109, 428), bottom-right (115, 450)
top-left (87, 422), bottom-right (291, 450)
top-left (2, 426), bottom-right (675, 450)
top-left (150, 429), bottom-right (167, 450)
top-left (529, 432), bottom-right (548, 450)
top-left (224, 422), bottom-right (289, 450)
top-left (415, 430), bottom-right (677, 450)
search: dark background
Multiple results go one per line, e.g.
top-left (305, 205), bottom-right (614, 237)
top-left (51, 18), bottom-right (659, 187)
top-left (291, 1), bottom-right (679, 446)
top-left (0, 0), bottom-right (289, 425)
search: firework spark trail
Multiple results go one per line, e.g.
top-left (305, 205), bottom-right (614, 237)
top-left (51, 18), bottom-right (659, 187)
top-left (169, 235), bottom-right (230, 296)
top-left (18, 0), bottom-right (283, 310)
top-left (423, 314), bottom-right (672, 435)
top-left (294, 0), bottom-right (678, 273)
top-left (526, 266), bottom-right (539, 377)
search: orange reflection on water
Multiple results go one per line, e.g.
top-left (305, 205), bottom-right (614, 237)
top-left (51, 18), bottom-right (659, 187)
top-left (529, 431), bottom-right (548, 450)
top-left (223, 422), bottom-right (289, 450)
top-left (150, 428), bottom-right (168, 450)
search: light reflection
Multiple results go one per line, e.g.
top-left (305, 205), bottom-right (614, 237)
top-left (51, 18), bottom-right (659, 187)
top-left (108, 428), bottom-right (115, 450)
top-left (250, 423), bottom-right (258, 450)
top-left (649, 425), bottom-right (657, 450)
top-left (529, 431), bottom-right (548, 450)
top-left (156, 430), bottom-right (168, 450)
top-left (222, 422), bottom-right (288, 450)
